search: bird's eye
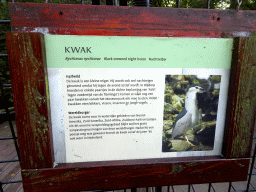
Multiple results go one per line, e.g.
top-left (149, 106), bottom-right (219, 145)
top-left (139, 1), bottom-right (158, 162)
top-left (195, 86), bottom-right (198, 89)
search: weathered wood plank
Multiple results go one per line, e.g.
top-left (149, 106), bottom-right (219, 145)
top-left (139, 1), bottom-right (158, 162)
top-left (0, 150), bottom-right (18, 171)
top-left (5, 32), bottom-right (53, 169)
top-left (0, 162), bottom-right (21, 181)
top-left (0, 121), bottom-right (17, 138)
top-left (3, 182), bottom-right (23, 192)
top-left (0, 142), bottom-right (16, 161)
top-left (22, 157), bottom-right (249, 192)
top-left (9, 3), bottom-right (256, 37)
top-left (2, 170), bottom-right (23, 192)
top-left (223, 37), bottom-right (256, 158)
top-left (0, 140), bottom-right (13, 152)
top-left (0, 122), bottom-right (23, 192)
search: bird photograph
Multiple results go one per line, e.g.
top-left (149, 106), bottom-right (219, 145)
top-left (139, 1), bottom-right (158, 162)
top-left (162, 75), bottom-right (221, 152)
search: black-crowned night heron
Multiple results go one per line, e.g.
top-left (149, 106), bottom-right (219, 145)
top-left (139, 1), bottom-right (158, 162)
top-left (171, 84), bottom-right (205, 144)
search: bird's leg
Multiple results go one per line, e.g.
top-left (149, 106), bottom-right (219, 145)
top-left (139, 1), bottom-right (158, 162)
top-left (185, 136), bottom-right (195, 147)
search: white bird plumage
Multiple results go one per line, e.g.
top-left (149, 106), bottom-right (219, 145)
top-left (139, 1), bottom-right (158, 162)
top-left (171, 84), bottom-right (205, 139)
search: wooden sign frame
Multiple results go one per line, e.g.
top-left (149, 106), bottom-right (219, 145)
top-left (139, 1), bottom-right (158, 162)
top-left (6, 3), bottom-right (256, 191)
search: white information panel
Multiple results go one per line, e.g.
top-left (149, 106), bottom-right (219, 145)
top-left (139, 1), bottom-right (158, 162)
top-left (45, 35), bottom-right (233, 163)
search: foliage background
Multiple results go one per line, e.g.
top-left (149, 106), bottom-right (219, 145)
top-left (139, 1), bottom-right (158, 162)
top-left (0, 0), bottom-right (256, 111)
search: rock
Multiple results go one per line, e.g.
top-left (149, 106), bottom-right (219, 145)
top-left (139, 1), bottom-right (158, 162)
top-left (164, 93), bottom-right (171, 104)
top-left (164, 82), bottom-right (174, 95)
top-left (185, 75), bottom-right (200, 85)
top-left (170, 139), bottom-right (193, 151)
top-left (164, 102), bottom-right (178, 114)
top-left (171, 94), bottom-right (184, 112)
top-left (165, 129), bottom-right (173, 136)
top-left (172, 81), bottom-right (190, 94)
top-left (171, 75), bottom-right (185, 81)
top-left (163, 120), bottom-right (174, 131)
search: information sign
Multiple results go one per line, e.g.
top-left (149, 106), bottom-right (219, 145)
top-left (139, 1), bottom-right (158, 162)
top-left (46, 35), bottom-right (233, 163)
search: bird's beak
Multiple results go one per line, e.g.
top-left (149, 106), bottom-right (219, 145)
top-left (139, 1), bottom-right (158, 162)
top-left (199, 87), bottom-right (205, 92)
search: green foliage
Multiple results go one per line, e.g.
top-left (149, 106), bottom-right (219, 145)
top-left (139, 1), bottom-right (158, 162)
top-left (233, 0), bottom-right (256, 10)
top-left (0, 22), bottom-right (10, 55)
top-left (0, 1), bottom-right (13, 109)
top-left (0, 1), bottom-right (10, 54)
top-left (151, 0), bottom-right (256, 9)
top-left (152, 0), bottom-right (175, 7)
top-left (180, 0), bottom-right (208, 8)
